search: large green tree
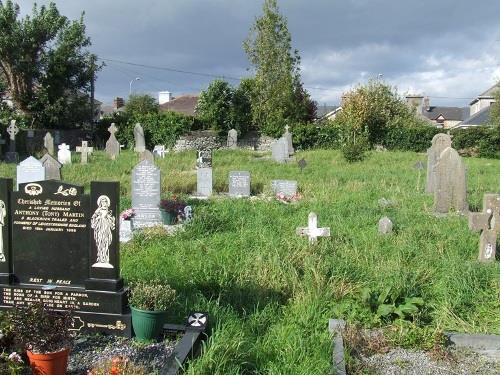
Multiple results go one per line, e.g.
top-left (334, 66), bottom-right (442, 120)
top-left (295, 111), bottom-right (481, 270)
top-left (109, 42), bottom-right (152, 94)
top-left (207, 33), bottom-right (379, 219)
top-left (0, 1), bottom-right (99, 128)
top-left (243, 0), bottom-right (315, 136)
top-left (125, 94), bottom-right (158, 117)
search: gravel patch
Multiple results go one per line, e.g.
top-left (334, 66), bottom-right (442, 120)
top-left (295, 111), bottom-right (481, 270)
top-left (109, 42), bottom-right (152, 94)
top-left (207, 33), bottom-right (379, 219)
top-left (67, 334), bottom-right (177, 374)
top-left (362, 348), bottom-right (498, 375)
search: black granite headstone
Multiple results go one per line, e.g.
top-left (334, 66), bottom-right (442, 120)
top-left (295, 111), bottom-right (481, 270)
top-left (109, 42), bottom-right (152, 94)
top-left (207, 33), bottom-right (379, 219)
top-left (0, 178), bottom-right (131, 337)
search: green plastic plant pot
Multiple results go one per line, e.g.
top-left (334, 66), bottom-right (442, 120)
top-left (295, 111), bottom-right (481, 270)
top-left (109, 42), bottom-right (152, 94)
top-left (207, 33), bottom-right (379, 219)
top-left (159, 209), bottom-right (176, 225)
top-left (131, 306), bottom-right (167, 341)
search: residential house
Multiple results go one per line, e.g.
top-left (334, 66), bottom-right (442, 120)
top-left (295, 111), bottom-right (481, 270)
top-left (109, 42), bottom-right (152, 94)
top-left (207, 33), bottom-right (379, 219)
top-left (100, 97), bottom-right (126, 118)
top-left (406, 95), bottom-right (469, 129)
top-left (315, 105), bottom-right (342, 121)
top-left (159, 93), bottom-right (199, 116)
top-left (452, 83), bottom-right (498, 129)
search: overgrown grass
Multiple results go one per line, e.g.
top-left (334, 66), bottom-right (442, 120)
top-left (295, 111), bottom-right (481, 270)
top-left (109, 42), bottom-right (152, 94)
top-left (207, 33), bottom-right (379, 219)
top-left (1, 149), bottom-right (499, 374)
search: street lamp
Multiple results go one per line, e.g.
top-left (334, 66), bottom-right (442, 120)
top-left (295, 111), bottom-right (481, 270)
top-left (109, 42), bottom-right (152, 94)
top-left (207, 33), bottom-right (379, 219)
top-left (129, 77), bottom-right (141, 95)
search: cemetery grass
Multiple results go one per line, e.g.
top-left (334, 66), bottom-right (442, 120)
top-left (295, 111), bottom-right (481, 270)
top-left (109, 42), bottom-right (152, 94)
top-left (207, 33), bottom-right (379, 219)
top-left (2, 149), bottom-right (499, 374)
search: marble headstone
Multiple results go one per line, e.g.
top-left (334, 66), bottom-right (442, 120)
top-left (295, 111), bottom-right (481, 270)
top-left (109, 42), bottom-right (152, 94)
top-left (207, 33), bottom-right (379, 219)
top-left (197, 168), bottom-right (213, 197)
top-left (39, 153), bottom-right (62, 180)
top-left (229, 171), bottom-right (251, 197)
top-left (271, 180), bottom-right (297, 198)
top-left (44, 132), bottom-right (55, 156)
top-left (131, 159), bottom-right (162, 228)
top-left (426, 133), bottom-right (452, 193)
top-left (16, 156), bottom-right (45, 189)
top-left (105, 123), bottom-right (120, 160)
top-left (227, 129), bottom-right (238, 149)
top-left (271, 138), bottom-right (288, 163)
top-left (57, 143), bottom-right (72, 165)
top-left (433, 147), bottom-right (468, 215)
top-left (133, 123), bottom-right (146, 153)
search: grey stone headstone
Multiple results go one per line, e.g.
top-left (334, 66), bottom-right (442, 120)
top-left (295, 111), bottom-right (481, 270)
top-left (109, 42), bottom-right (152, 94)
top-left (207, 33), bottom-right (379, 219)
top-left (378, 216), bottom-right (393, 235)
top-left (426, 133), bottom-right (452, 193)
top-left (197, 167), bottom-right (213, 196)
top-left (229, 171), bottom-right (251, 197)
top-left (76, 141), bottom-right (93, 164)
top-left (44, 132), bottom-right (54, 156)
top-left (131, 159), bottom-right (162, 228)
top-left (271, 138), bottom-right (288, 163)
top-left (227, 129), bottom-right (238, 149)
top-left (16, 156), bottom-right (45, 189)
top-left (283, 125), bottom-right (294, 156)
top-left (140, 150), bottom-right (154, 163)
top-left (105, 123), bottom-right (120, 160)
top-left (271, 180), bottom-right (297, 197)
top-left (39, 153), bottom-right (62, 180)
top-left (433, 147), bottom-right (468, 215)
top-left (133, 123), bottom-right (146, 153)
top-left (197, 149), bottom-right (212, 168)
top-left (54, 130), bottom-right (61, 145)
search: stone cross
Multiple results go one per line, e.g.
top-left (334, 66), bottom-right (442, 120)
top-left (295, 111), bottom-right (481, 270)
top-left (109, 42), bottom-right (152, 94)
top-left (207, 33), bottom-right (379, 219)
top-left (469, 194), bottom-right (500, 262)
top-left (296, 212), bottom-right (331, 244)
top-left (105, 123), bottom-right (120, 160)
top-left (7, 120), bottom-right (19, 142)
top-left (76, 141), bottom-right (93, 164)
top-left (57, 143), bottom-right (72, 165)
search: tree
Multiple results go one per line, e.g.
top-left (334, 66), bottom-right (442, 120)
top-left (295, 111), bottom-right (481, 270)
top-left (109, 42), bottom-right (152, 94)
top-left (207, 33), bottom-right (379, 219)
top-left (0, 1), bottom-right (100, 128)
top-left (244, 0), bottom-right (315, 137)
top-left (196, 79), bottom-right (234, 132)
top-left (125, 94), bottom-right (158, 117)
top-left (489, 84), bottom-right (500, 129)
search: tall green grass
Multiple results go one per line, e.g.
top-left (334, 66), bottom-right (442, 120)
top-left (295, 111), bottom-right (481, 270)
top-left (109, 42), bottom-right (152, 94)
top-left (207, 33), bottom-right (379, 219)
top-left (1, 149), bottom-right (498, 374)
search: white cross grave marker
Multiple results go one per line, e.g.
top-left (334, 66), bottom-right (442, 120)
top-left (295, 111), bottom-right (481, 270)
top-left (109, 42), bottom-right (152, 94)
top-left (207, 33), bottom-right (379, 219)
top-left (76, 141), bottom-right (93, 164)
top-left (7, 120), bottom-right (19, 141)
top-left (469, 194), bottom-right (500, 262)
top-left (296, 212), bottom-right (331, 244)
top-left (57, 143), bottom-right (72, 165)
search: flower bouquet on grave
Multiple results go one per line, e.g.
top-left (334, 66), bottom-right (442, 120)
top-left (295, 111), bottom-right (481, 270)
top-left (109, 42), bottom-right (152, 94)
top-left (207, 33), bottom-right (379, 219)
top-left (276, 192), bottom-right (302, 204)
top-left (120, 208), bottom-right (135, 221)
top-left (159, 196), bottom-right (187, 225)
top-left (128, 281), bottom-right (176, 341)
top-left (8, 302), bottom-right (73, 375)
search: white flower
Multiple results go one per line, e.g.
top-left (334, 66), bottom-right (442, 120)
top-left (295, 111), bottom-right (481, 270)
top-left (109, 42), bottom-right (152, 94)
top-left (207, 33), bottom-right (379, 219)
top-left (8, 352), bottom-right (23, 363)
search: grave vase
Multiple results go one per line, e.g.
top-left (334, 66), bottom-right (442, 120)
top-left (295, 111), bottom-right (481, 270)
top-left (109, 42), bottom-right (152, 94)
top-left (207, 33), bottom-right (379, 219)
top-left (159, 209), bottom-right (176, 225)
top-left (131, 306), bottom-right (167, 341)
top-left (27, 348), bottom-right (70, 375)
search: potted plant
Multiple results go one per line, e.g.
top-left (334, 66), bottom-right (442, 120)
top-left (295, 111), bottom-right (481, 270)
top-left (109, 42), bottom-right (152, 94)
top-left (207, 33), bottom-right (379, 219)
top-left (129, 281), bottom-right (176, 341)
top-left (159, 196), bottom-right (187, 225)
top-left (8, 302), bottom-right (73, 375)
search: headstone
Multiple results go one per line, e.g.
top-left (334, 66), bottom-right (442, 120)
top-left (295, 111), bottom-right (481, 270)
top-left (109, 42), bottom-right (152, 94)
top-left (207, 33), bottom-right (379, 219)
top-left (131, 159), bottom-right (162, 228)
top-left (378, 198), bottom-right (397, 209)
top-left (469, 194), bottom-right (500, 262)
top-left (26, 130), bottom-right (35, 155)
top-left (44, 132), bottom-right (55, 156)
top-left (433, 147), bottom-right (468, 215)
top-left (39, 153), bottom-right (62, 181)
top-left (378, 216), bottom-right (393, 235)
top-left (184, 206), bottom-right (193, 223)
top-left (57, 143), bottom-right (72, 165)
top-left (426, 134), bottom-right (452, 193)
top-left (140, 150), bottom-right (154, 163)
top-left (133, 123), bottom-right (146, 153)
top-left (5, 120), bottom-right (19, 163)
top-left (284, 125), bottom-right (294, 156)
top-left (271, 180), bottom-right (297, 198)
top-left (271, 138), bottom-right (288, 163)
top-left (227, 129), bottom-right (238, 149)
top-left (54, 130), bottom-right (61, 145)
top-left (119, 219), bottom-right (133, 243)
top-left (196, 149), bottom-right (212, 168)
top-left (153, 145), bottom-right (166, 158)
top-left (0, 178), bottom-right (131, 336)
top-left (298, 158), bottom-right (307, 172)
top-left (296, 212), bottom-right (330, 244)
top-left (16, 156), bottom-right (45, 189)
top-left (228, 171), bottom-right (251, 197)
top-left (76, 141), bottom-right (93, 164)
top-left (197, 168), bottom-right (213, 197)
top-left (105, 123), bottom-right (120, 160)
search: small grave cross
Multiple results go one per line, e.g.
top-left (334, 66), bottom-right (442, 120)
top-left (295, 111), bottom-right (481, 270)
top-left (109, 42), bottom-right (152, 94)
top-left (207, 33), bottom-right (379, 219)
top-left (7, 120), bottom-right (19, 141)
top-left (108, 123), bottom-right (118, 136)
top-left (296, 212), bottom-right (331, 244)
top-left (76, 141), bottom-right (93, 164)
top-left (469, 194), bottom-right (500, 262)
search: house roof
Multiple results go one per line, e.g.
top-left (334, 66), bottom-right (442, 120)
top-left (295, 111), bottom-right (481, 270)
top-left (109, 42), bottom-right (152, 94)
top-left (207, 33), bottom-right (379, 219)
top-left (316, 105), bottom-right (339, 118)
top-left (159, 95), bottom-right (199, 116)
top-left (421, 106), bottom-right (469, 121)
top-left (470, 83), bottom-right (499, 105)
top-left (454, 106), bottom-right (492, 128)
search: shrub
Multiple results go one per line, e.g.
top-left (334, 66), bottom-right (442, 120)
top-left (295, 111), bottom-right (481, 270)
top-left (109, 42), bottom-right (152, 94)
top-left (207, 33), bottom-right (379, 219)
top-left (451, 127), bottom-right (499, 158)
top-left (342, 140), bottom-right (367, 163)
top-left (128, 281), bottom-right (176, 311)
top-left (382, 125), bottom-right (441, 152)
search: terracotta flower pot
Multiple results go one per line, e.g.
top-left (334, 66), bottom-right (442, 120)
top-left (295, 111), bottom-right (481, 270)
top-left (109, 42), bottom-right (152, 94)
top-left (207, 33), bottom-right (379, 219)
top-left (26, 348), bottom-right (70, 375)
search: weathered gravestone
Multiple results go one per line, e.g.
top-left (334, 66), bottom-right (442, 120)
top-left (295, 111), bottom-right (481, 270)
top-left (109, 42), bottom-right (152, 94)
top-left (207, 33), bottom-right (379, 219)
top-left (228, 171), bottom-right (251, 197)
top-left (5, 120), bottom-right (19, 163)
top-left (469, 194), bottom-right (500, 262)
top-left (284, 125), bottom-right (294, 156)
top-left (378, 216), bottom-right (393, 235)
top-left (16, 156), bottom-right (45, 189)
top-left (426, 133), bottom-right (452, 193)
top-left (197, 149), bottom-right (213, 197)
top-left (140, 150), bottom-right (154, 163)
top-left (44, 132), bottom-right (55, 156)
top-left (271, 138), bottom-right (288, 163)
top-left (57, 143), bottom-right (72, 165)
top-left (133, 123), bottom-right (146, 153)
top-left (26, 130), bottom-right (36, 155)
top-left (227, 129), bottom-right (238, 149)
top-left (40, 153), bottom-right (62, 181)
top-left (76, 141), bottom-right (93, 164)
top-left (433, 147), bottom-right (468, 215)
top-left (0, 179), bottom-right (131, 336)
top-left (296, 212), bottom-right (330, 244)
top-left (131, 159), bottom-right (162, 228)
top-left (271, 180), bottom-right (298, 198)
top-left (105, 123), bottom-right (120, 160)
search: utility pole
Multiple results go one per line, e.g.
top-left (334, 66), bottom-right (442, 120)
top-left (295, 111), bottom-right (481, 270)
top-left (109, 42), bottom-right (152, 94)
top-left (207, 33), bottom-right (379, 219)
top-left (89, 54), bottom-right (96, 140)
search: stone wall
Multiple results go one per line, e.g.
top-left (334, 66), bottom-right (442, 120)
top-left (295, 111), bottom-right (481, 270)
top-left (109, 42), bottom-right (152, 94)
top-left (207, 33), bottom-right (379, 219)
top-left (172, 130), bottom-right (276, 152)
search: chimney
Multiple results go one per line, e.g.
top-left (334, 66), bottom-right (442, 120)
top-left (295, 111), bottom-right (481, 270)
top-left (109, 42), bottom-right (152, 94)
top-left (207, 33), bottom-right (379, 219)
top-left (424, 96), bottom-right (430, 111)
top-left (113, 97), bottom-right (124, 110)
top-left (405, 94), bottom-right (424, 115)
top-left (159, 91), bottom-right (173, 105)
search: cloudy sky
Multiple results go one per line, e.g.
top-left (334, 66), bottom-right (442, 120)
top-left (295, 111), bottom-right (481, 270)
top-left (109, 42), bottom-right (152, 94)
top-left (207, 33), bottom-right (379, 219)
top-left (17, 0), bottom-right (500, 107)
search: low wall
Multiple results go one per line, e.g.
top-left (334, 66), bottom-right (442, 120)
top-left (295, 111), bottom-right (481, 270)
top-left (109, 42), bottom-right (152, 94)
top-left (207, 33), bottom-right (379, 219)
top-left (172, 130), bottom-right (276, 152)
